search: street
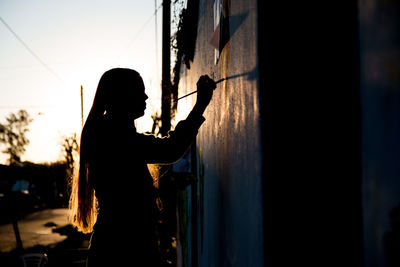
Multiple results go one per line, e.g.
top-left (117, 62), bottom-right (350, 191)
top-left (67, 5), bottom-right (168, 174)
top-left (0, 208), bottom-right (71, 253)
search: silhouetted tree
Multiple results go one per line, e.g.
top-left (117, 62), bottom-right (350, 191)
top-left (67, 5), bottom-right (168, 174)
top-left (151, 112), bottom-right (162, 137)
top-left (61, 133), bottom-right (79, 171)
top-left (0, 109), bottom-right (33, 165)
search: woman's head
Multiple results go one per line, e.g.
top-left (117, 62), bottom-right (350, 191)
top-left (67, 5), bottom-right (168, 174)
top-left (91, 68), bottom-right (148, 120)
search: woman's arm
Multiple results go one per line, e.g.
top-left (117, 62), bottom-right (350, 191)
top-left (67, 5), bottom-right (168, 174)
top-left (140, 75), bottom-right (216, 164)
top-left (139, 114), bottom-right (204, 164)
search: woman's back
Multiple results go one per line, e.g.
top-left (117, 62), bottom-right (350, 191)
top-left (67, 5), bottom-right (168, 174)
top-left (87, 117), bottom-right (159, 265)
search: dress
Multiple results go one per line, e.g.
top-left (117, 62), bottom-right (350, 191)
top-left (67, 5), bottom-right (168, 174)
top-left (85, 112), bottom-right (205, 266)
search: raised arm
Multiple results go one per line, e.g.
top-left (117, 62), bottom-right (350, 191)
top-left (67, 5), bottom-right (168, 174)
top-left (140, 75), bottom-right (216, 164)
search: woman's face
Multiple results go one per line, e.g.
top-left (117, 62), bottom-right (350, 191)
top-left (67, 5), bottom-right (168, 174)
top-left (109, 75), bottom-right (148, 120)
top-left (130, 83), bottom-right (148, 119)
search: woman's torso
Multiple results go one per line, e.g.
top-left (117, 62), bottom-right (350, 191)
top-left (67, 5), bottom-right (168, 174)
top-left (87, 119), bottom-right (159, 264)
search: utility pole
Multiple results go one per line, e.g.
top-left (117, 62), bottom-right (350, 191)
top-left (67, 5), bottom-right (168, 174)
top-left (160, 0), bottom-right (171, 136)
top-left (155, 0), bottom-right (159, 83)
top-left (80, 85), bottom-right (84, 128)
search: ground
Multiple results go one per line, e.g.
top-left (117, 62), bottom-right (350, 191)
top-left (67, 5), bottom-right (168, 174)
top-left (0, 208), bottom-right (90, 266)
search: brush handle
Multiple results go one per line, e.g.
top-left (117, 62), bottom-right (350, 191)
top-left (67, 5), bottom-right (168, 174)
top-left (177, 78), bottom-right (225, 101)
top-left (215, 78), bottom-right (225, 84)
top-left (177, 90), bottom-right (198, 100)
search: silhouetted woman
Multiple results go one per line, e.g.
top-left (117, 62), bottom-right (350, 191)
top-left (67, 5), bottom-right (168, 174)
top-left (69, 68), bottom-right (215, 266)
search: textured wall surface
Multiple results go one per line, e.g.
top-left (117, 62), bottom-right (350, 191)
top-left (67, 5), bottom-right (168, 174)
top-left (174, 0), bottom-right (263, 266)
top-left (360, 1), bottom-right (400, 266)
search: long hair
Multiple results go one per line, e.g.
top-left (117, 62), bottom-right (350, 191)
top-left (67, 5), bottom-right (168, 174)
top-left (69, 68), bottom-right (142, 233)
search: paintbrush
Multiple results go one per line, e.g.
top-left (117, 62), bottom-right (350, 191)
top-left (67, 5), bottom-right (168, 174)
top-left (176, 78), bottom-right (225, 101)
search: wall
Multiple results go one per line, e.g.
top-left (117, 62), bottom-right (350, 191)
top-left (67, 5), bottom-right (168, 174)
top-left (257, 1), bottom-right (362, 266)
top-left (174, 0), bottom-right (264, 266)
top-left (174, 1), bottom-right (367, 266)
top-left (360, 1), bottom-right (400, 266)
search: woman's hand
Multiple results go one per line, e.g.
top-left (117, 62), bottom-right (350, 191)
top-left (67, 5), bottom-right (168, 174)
top-left (196, 75), bottom-right (216, 108)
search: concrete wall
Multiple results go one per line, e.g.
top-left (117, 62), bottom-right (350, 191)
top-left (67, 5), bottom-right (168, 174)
top-left (174, 0), bottom-right (263, 266)
top-left (173, 1), bottom-right (373, 266)
top-left (257, 2), bottom-right (362, 266)
top-left (360, 1), bottom-right (400, 266)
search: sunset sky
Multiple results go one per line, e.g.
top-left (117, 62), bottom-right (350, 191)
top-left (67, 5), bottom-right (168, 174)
top-left (0, 0), bottom-right (171, 163)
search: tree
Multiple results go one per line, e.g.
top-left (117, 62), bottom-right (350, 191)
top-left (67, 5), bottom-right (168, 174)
top-left (151, 112), bottom-right (162, 137)
top-left (61, 133), bottom-right (79, 171)
top-left (0, 109), bottom-right (33, 165)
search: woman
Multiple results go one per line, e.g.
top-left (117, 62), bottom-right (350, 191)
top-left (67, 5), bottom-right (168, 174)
top-left (69, 68), bottom-right (215, 266)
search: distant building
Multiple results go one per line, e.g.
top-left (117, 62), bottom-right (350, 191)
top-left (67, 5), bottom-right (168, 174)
top-left (0, 162), bottom-right (68, 214)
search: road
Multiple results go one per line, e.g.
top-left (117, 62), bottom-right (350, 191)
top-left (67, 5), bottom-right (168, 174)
top-left (0, 208), bottom-right (70, 253)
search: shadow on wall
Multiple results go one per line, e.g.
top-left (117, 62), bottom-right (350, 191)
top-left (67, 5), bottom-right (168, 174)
top-left (228, 12), bottom-right (249, 45)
